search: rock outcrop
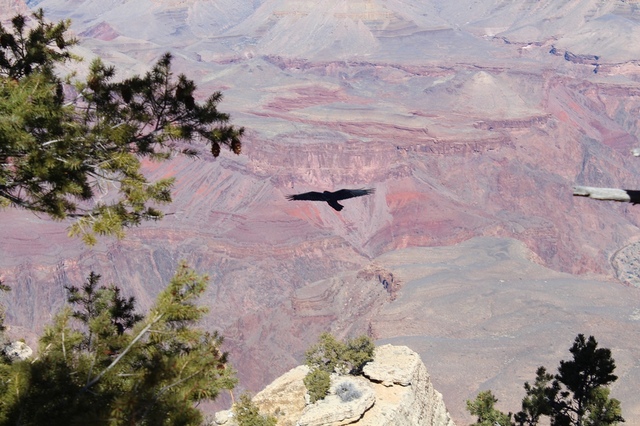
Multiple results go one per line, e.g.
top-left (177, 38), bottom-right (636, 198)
top-left (360, 345), bottom-right (455, 426)
top-left (214, 345), bottom-right (455, 426)
top-left (298, 376), bottom-right (376, 426)
top-left (3, 341), bottom-right (32, 362)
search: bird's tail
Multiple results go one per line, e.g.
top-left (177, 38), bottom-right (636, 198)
top-left (328, 200), bottom-right (344, 211)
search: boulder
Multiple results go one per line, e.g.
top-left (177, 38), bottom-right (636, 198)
top-left (363, 344), bottom-right (422, 386)
top-left (252, 365), bottom-right (310, 426)
top-left (213, 409), bottom-right (233, 425)
top-left (298, 376), bottom-right (375, 426)
top-left (3, 341), bottom-right (32, 362)
top-left (358, 345), bottom-right (456, 426)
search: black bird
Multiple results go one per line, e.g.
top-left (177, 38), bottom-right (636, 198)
top-left (286, 188), bottom-right (374, 211)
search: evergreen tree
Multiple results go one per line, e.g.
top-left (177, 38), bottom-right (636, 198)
top-left (65, 271), bottom-right (143, 338)
top-left (0, 10), bottom-right (76, 79)
top-left (584, 388), bottom-right (624, 426)
top-left (304, 332), bottom-right (374, 375)
top-left (233, 392), bottom-right (277, 426)
top-left (466, 390), bottom-right (513, 426)
top-left (0, 263), bottom-right (236, 425)
top-left (303, 368), bottom-right (331, 404)
top-left (550, 334), bottom-right (624, 426)
top-left (514, 367), bottom-right (558, 426)
top-left (470, 334), bottom-right (624, 426)
top-left (303, 332), bottom-right (374, 403)
top-left (0, 10), bottom-right (243, 244)
top-left (343, 334), bottom-right (375, 375)
top-left (305, 332), bottom-right (348, 374)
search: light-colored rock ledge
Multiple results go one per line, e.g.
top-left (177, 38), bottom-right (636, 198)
top-left (215, 344), bottom-right (456, 426)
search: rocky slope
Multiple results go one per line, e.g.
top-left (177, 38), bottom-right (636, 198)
top-left (2, 1), bottom-right (640, 424)
top-left (215, 345), bottom-right (456, 426)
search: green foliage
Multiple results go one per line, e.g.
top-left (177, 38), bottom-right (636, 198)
top-left (0, 10), bottom-right (243, 244)
top-left (466, 390), bottom-right (513, 426)
top-left (584, 387), bottom-right (624, 426)
top-left (305, 332), bottom-right (346, 374)
top-left (233, 393), bottom-right (277, 426)
top-left (303, 368), bottom-right (331, 404)
top-left (304, 332), bottom-right (374, 375)
top-left (0, 263), bottom-right (236, 425)
top-left (65, 271), bottom-right (143, 339)
top-left (470, 334), bottom-right (624, 426)
top-left (0, 9), bottom-right (77, 79)
top-left (303, 332), bottom-right (374, 403)
top-left (344, 335), bottom-right (375, 375)
top-left (514, 366), bottom-right (557, 426)
top-left (549, 334), bottom-right (624, 426)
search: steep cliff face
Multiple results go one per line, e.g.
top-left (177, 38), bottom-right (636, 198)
top-left (215, 345), bottom-right (456, 426)
top-left (10, 0), bottom-right (639, 278)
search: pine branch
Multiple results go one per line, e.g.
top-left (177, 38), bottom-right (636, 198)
top-left (82, 313), bottom-right (163, 391)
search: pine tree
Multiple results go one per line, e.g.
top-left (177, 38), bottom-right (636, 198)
top-left (0, 10), bottom-right (76, 79)
top-left (0, 10), bottom-right (243, 244)
top-left (466, 390), bottom-right (513, 426)
top-left (305, 332), bottom-right (348, 374)
top-left (550, 334), bottom-right (624, 426)
top-left (304, 332), bottom-right (374, 376)
top-left (0, 263), bottom-right (236, 425)
top-left (303, 332), bottom-right (374, 403)
top-left (303, 368), bottom-right (331, 404)
top-left (470, 334), bottom-right (625, 426)
top-left (514, 366), bottom-right (558, 426)
top-left (344, 334), bottom-right (375, 375)
top-left (233, 393), bottom-right (277, 426)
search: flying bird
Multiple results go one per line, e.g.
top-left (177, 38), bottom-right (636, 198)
top-left (286, 188), bottom-right (374, 211)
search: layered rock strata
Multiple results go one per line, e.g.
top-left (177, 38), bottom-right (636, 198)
top-left (214, 344), bottom-right (455, 426)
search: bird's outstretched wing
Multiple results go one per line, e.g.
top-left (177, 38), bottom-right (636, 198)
top-left (286, 191), bottom-right (326, 201)
top-left (330, 188), bottom-right (375, 201)
top-left (625, 190), bottom-right (640, 204)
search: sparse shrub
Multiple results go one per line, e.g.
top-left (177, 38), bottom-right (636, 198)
top-left (344, 335), bottom-right (375, 374)
top-left (466, 390), bottom-right (512, 426)
top-left (303, 332), bottom-right (374, 403)
top-left (336, 381), bottom-right (362, 403)
top-left (233, 392), bottom-right (277, 426)
top-left (304, 368), bottom-right (331, 403)
top-left (305, 332), bottom-right (374, 375)
top-left (305, 332), bottom-right (347, 374)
